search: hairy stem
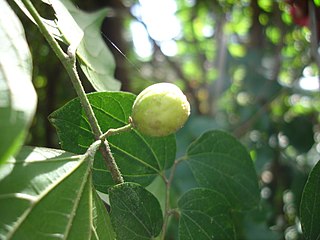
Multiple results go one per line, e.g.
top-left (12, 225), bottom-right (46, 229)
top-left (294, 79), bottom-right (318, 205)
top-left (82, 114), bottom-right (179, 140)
top-left (20, 0), bottom-right (123, 184)
top-left (160, 158), bottom-right (184, 240)
top-left (100, 123), bottom-right (133, 140)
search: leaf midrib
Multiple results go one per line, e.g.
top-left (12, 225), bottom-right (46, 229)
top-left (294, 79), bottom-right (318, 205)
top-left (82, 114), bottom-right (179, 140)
top-left (63, 157), bottom-right (92, 240)
top-left (5, 154), bottom-right (88, 239)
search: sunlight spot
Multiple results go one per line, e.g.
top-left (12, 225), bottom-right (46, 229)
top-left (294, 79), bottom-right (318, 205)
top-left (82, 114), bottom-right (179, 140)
top-left (298, 65), bottom-right (320, 91)
top-left (138, 0), bottom-right (180, 41)
top-left (202, 25), bottom-right (214, 38)
top-left (160, 40), bottom-right (178, 56)
top-left (130, 0), bottom-right (181, 58)
top-left (130, 21), bottom-right (153, 59)
top-left (299, 76), bottom-right (319, 91)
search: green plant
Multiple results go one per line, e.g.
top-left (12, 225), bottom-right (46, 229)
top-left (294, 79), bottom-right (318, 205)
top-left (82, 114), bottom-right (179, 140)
top-left (0, 1), bottom-right (319, 240)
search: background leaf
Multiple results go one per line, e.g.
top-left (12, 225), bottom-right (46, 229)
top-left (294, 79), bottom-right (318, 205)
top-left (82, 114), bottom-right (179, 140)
top-left (186, 130), bottom-right (260, 210)
top-left (49, 92), bottom-right (176, 192)
top-left (0, 1), bottom-right (37, 164)
top-left (61, 0), bottom-right (121, 91)
top-left (300, 160), bottom-right (320, 240)
top-left (0, 146), bottom-right (114, 239)
top-left (109, 182), bottom-right (163, 240)
top-left (178, 188), bottom-right (235, 240)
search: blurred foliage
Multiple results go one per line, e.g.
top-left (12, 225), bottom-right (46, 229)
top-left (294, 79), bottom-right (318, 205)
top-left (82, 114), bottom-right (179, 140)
top-left (13, 0), bottom-right (320, 239)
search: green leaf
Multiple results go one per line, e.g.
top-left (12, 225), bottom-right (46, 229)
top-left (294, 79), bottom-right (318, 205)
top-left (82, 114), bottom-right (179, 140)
top-left (15, 0), bottom-right (120, 91)
top-left (300, 160), bottom-right (320, 240)
top-left (0, 1), bottom-right (37, 164)
top-left (49, 92), bottom-right (176, 192)
top-left (109, 182), bottom-right (163, 240)
top-left (91, 190), bottom-right (116, 240)
top-left (61, 0), bottom-right (121, 91)
top-left (178, 188), bottom-right (235, 240)
top-left (13, 0), bottom-right (83, 49)
top-left (186, 130), bottom-right (260, 210)
top-left (0, 146), bottom-right (115, 239)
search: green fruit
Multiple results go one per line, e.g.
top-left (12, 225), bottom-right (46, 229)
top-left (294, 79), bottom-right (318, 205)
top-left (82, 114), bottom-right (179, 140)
top-left (131, 83), bottom-right (190, 137)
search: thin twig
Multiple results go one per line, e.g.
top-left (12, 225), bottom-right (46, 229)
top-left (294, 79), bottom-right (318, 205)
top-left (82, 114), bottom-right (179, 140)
top-left (160, 157), bottom-right (185, 240)
top-left (100, 122), bottom-right (132, 141)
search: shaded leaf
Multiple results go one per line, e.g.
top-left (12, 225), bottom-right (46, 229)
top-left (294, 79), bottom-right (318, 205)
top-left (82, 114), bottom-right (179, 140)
top-left (49, 92), bottom-right (176, 192)
top-left (0, 146), bottom-right (114, 239)
top-left (186, 130), bottom-right (260, 210)
top-left (300, 160), bottom-right (320, 240)
top-left (178, 188), bottom-right (235, 240)
top-left (61, 0), bottom-right (121, 91)
top-left (0, 1), bottom-right (37, 164)
top-left (109, 182), bottom-right (163, 240)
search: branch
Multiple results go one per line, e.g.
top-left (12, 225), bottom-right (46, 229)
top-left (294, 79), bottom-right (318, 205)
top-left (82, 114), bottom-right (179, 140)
top-left (19, 0), bottom-right (123, 184)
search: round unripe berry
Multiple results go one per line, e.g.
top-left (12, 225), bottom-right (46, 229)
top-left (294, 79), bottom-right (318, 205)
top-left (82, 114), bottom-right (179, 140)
top-left (131, 83), bottom-right (190, 137)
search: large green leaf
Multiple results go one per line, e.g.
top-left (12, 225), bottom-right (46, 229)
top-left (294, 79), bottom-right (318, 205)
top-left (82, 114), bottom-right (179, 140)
top-left (178, 188), bottom-right (235, 240)
top-left (49, 92), bottom-right (176, 192)
top-left (109, 182), bottom-right (163, 240)
top-left (300, 160), bottom-right (320, 240)
top-left (186, 130), bottom-right (260, 210)
top-left (0, 1), bottom-right (37, 164)
top-left (61, 0), bottom-right (121, 91)
top-left (0, 146), bottom-right (115, 240)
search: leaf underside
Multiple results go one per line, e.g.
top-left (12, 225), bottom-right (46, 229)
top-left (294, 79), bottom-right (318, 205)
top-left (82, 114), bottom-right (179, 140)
top-left (0, 146), bottom-right (115, 240)
top-left (0, 1), bottom-right (37, 164)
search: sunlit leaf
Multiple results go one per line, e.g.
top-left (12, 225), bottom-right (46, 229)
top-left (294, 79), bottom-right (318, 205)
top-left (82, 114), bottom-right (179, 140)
top-left (186, 130), bottom-right (260, 210)
top-left (13, 0), bottom-right (83, 48)
top-left (178, 188), bottom-right (235, 240)
top-left (300, 160), bottom-right (320, 240)
top-left (61, 0), bottom-right (121, 91)
top-left (49, 92), bottom-right (176, 192)
top-left (109, 182), bottom-right (163, 240)
top-left (0, 1), bottom-right (37, 164)
top-left (0, 146), bottom-right (115, 239)
top-left (14, 0), bottom-right (119, 91)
